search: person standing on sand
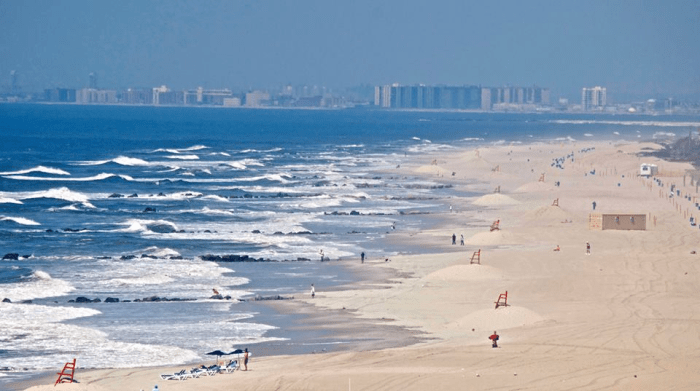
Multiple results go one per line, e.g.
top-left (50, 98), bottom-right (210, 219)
top-left (586, 242), bottom-right (591, 255)
top-left (452, 233), bottom-right (456, 245)
top-left (592, 201), bottom-right (597, 210)
top-left (460, 234), bottom-right (464, 246)
top-left (489, 331), bottom-right (499, 348)
top-left (243, 348), bottom-right (249, 371)
top-left (361, 252), bottom-right (365, 263)
top-left (319, 249), bottom-right (324, 262)
top-left (310, 284), bottom-right (315, 298)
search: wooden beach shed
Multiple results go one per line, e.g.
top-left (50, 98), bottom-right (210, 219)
top-left (589, 213), bottom-right (646, 230)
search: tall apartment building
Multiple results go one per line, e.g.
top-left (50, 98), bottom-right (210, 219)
top-left (581, 86), bottom-right (606, 111)
top-left (376, 84), bottom-right (549, 110)
top-left (76, 88), bottom-right (117, 104)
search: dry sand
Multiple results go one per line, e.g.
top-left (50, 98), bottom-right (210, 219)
top-left (20, 140), bottom-right (700, 390)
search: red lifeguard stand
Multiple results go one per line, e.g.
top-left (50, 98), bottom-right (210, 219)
top-left (54, 358), bottom-right (77, 385)
top-left (490, 220), bottom-right (500, 231)
top-left (470, 249), bottom-right (481, 264)
top-left (494, 291), bottom-right (509, 309)
top-left (552, 198), bottom-right (559, 206)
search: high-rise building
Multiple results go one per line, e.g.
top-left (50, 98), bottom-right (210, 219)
top-left (89, 72), bottom-right (98, 89)
top-left (581, 86), bottom-right (606, 111)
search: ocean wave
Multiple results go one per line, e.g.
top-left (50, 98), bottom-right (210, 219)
top-left (3, 187), bottom-right (90, 203)
top-left (0, 197), bottom-right (23, 204)
top-left (0, 216), bottom-right (41, 226)
top-left (653, 131), bottom-right (676, 138)
top-left (180, 207), bottom-right (234, 216)
top-left (0, 271), bottom-right (75, 301)
top-left (550, 120), bottom-right (700, 127)
top-left (3, 173), bottom-right (134, 182)
top-left (236, 173), bottom-right (292, 183)
top-left (76, 156), bottom-right (150, 166)
top-left (201, 195), bottom-right (230, 202)
top-left (240, 147), bottom-right (283, 153)
top-left (139, 246), bottom-right (181, 258)
top-left (119, 219), bottom-right (180, 234)
top-left (154, 145), bottom-right (209, 153)
top-left (166, 154), bottom-right (200, 160)
top-left (0, 165), bottom-right (71, 176)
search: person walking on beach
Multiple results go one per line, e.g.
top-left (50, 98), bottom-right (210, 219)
top-left (592, 201), bottom-right (597, 210)
top-left (460, 234), bottom-right (464, 246)
top-left (586, 242), bottom-right (591, 255)
top-left (361, 252), bottom-right (365, 263)
top-left (452, 233), bottom-right (456, 245)
top-left (489, 331), bottom-right (499, 348)
top-left (243, 348), bottom-right (249, 371)
top-left (319, 249), bottom-right (324, 262)
top-left (310, 284), bottom-right (315, 298)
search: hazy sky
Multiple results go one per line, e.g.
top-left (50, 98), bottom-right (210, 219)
top-left (1, 0), bottom-right (698, 100)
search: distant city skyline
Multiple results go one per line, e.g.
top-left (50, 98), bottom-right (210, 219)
top-left (1, 1), bottom-right (698, 102)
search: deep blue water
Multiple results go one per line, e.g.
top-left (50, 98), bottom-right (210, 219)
top-left (1, 104), bottom-right (698, 385)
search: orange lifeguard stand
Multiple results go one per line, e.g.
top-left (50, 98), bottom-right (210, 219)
top-left (539, 173), bottom-right (545, 182)
top-left (552, 198), bottom-right (559, 206)
top-left (470, 249), bottom-right (481, 264)
top-left (55, 358), bottom-right (77, 385)
top-left (494, 291), bottom-right (509, 309)
top-left (490, 220), bottom-right (500, 232)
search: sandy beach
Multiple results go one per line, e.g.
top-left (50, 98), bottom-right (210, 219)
top-left (19, 139), bottom-right (700, 390)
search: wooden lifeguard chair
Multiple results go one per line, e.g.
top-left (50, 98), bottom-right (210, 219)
top-left (55, 358), bottom-right (77, 385)
top-left (492, 165), bottom-right (500, 172)
top-left (494, 185), bottom-right (501, 193)
top-left (552, 198), bottom-right (559, 206)
top-left (490, 220), bottom-right (500, 232)
top-left (539, 173), bottom-right (545, 182)
top-left (494, 291), bottom-right (509, 309)
top-left (470, 249), bottom-right (481, 264)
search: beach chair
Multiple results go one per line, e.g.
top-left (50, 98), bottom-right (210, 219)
top-left (222, 360), bottom-right (239, 373)
top-left (160, 369), bottom-right (189, 381)
top-left (54, 358), bottom-right (77, 385)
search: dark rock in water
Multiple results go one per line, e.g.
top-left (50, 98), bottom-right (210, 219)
top-left (157, 193), bottom-right (166, 197)
top-left (62, 228), bottom-right (84, 232)
top-left (141, 254), bottom-right (157, 259)
top-left (350, 210), bottom-right (361, 215)
top-left (22, 255), bottom-right (31, 259)
top-left (19, 300), bottom-right (32, 304)
top-left (105, 297), bottom-right (119, 303)
top-left (2, 298), bottom-right (11, 303)
top-left (75, 297), bottom-right (92, 303)
top-left (204, 230), bottom-right (211, 233)
top-left (148, 223), bottom-right (176, 233)
top-left (2, 253), bottom-right (19, 260)
top-left (121, 255), bottom-right (137, 260)
top-left (168, 255), bottom-right (183, 260)
top-left (108, 193), bottom-right (124, 198)
top-left (68, 300), bottom-right (75, 303)
top-left (143, 207), bottom-right (157, 213)
top-left (273, 231), bottom-right (284, 235)
top-left (122, 300), bottom-right (131, 303)
top-left (46, 229), bottom-right (54, 233)
top-left (210, 294), bottom-right (224, 300)
top-left (128, 193), bottom-right (138, 198)
top-left (224, 295), bottom-right (232, 300)
top-left (92, 298), bottom-right (101, 303)
top-left (251, 230), bottom-right (261, 234)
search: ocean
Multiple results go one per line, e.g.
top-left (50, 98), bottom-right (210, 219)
top-left (1, 104), bottom-right (698, 386)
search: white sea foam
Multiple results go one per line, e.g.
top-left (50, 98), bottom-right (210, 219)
top-left (119, 219), bottom-right (180, 234)
top-left (462, 137), bottom-right (484, 141)
top-left (154, 145), bottom-right (209, 154)
top-left (0, 166), bottom-right (71, 176)
top-left (0, 216), bottom-right (41, 226)
top-left (202, 195), bottom-right (230, 202)
top-left (179, 207), bottom-right (234, 216)
top-left (3, 173), bottom-right (134, 182)
top-left (613, 131), bottom-right (620, 135)
top-left (166, 154), bottom-right (200, 160)
top-left (0, 271), bottom-right (75, 301)
top-left (75, 156), bottom-right (149, 166)
top-left (653, 131), bottom-right (676, 138)
top-left (3, 187), bottom-right (90, 203)
top-left (140, 246), bottom-right (181, 258)
top-left (0, 197), bottom-right (23, 204)
top-left (0, 302), bottom-right (203, 370)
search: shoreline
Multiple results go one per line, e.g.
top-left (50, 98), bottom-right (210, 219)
top-left (18, 137), bottom-right (700, 390)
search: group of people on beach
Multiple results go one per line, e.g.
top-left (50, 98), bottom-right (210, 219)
top-left (451, 233), bottom-right (464, 245)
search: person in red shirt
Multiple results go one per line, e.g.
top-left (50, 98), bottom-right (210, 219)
top-left (489, 331), bottom-right (499, 348)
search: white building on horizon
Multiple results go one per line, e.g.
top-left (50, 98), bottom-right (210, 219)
top-left (582, 86), bottom-right (607, 111)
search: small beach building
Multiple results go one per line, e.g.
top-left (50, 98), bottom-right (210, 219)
top-left (589, 214), bottom-right (646, 230)
top-left (640, 163), bottom-right (658, 177)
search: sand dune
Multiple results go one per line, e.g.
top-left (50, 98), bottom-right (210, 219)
top-left (472, 193), bottom-right (520, 206)
top-left (423, 264), bottom-right (505, 282)
top-left (448, 306), bottom-right (545, 332)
